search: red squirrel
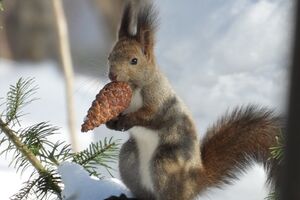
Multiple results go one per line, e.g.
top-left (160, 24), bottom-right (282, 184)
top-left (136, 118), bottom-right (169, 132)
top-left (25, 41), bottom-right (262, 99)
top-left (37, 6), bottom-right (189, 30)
top-left (105, 4), bottom-right (281, 200)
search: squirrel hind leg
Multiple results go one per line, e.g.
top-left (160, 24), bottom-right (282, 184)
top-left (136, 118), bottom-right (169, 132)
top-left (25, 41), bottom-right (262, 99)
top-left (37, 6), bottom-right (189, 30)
top-left (119, 138), bottom-right (156, 200)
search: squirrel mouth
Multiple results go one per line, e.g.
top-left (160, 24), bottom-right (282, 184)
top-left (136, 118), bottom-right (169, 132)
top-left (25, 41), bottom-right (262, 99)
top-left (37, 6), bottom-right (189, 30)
top-left (109, 72), bottom-right (118, 81)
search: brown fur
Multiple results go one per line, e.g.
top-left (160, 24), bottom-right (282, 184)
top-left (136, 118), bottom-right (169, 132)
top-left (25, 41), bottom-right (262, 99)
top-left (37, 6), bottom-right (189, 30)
top-left (106, 4), bottom-right (282, 200)
top-left (200, 106), bottom-right (282, 189)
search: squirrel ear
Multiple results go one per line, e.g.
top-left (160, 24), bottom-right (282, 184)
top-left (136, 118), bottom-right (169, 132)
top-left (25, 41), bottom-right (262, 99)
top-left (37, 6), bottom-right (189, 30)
top-left (136, 4), bottom-right (158, 61)
top-left (118, 4), bottom-right (132, 39)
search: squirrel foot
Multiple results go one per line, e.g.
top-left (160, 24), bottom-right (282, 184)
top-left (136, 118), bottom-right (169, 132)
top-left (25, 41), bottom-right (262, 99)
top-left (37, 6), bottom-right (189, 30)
top-left (104, 194), bottom-right (138, 200)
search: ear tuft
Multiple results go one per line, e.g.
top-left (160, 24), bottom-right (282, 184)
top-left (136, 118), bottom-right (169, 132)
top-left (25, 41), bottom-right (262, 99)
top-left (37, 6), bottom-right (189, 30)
top-left (118, 4), bottom-right (132, 39)
top-left (136, 4), bottom-right (159, 60)
top-left (137, 4), bottom-right (159, 34)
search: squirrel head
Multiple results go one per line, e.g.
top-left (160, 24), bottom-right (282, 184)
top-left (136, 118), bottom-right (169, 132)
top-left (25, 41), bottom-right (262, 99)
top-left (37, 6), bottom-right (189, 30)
top-left (108, 4), bottom-right (158, 88)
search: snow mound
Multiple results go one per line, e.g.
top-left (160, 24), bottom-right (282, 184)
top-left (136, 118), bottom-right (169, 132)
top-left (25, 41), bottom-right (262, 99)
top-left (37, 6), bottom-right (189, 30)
top-left (58, 162), bottom-right (133, 200)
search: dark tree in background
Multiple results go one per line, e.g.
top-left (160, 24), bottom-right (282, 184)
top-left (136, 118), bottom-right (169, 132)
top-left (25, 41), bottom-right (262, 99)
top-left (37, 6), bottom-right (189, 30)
top-left (0, 0), bottom-right (147, 64)
top-left (1, 0), bottom-right (57, 61)
top-left (282, 0), bottom-right (300, 199)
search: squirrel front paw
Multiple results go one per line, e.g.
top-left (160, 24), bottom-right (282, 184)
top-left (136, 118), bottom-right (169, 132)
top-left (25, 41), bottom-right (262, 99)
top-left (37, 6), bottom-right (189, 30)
top-left (105, 115), bottom-right (133, 131)
top-left (105, 194), bottom-right (138, 200)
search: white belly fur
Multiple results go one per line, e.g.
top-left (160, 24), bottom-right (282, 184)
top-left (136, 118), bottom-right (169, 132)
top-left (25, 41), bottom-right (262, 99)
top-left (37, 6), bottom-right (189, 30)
top-left (124, 88), bottom-right (159, 191)
top-left (123, 88), bottom-right (143, 114)
top-left (130, 126), bottom-right (159, 192)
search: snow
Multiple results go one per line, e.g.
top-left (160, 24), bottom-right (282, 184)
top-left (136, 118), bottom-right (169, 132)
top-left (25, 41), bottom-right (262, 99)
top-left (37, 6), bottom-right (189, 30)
top-left (0, 0), bottom-right (294, 199)
top-left (58, 162), bottom-right (132, 200)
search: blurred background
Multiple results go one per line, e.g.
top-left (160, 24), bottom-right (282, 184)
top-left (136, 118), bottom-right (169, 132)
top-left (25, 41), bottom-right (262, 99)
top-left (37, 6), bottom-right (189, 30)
top-left (0, 0), bottom-right (295, 199)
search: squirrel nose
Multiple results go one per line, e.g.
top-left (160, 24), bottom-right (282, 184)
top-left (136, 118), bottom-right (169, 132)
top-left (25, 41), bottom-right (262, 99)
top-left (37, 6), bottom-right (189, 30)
top-left (109, 72), bottom-right (117, 81)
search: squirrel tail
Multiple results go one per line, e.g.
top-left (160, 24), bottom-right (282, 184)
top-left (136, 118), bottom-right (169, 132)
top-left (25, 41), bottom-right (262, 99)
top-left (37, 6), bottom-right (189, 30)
top-left (200, 105), bottom-right (282, 190)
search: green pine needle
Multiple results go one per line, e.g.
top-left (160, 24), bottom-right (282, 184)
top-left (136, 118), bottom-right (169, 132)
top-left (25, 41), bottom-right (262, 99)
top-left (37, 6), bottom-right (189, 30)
top-left (41, 141), bottom-right (73, 166)
top-left (269, 135), bottom-right (284, 164)
top-left (11, 178), bottom-right (40, 200)
top-left (5, 78), bottom-right (38, 125)
top-left (265, 192), bottom-right (277, 200)
top-left (266, 131), bottom-right (285, 200)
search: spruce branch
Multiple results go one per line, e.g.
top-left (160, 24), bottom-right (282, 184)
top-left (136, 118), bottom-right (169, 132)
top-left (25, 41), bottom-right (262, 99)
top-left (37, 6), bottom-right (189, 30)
top-left (0, 118), bottom-right (62, 198)
top-left (0, 78), bottom-right (61, 199)
top-left (0, 78), bottom-right (121, 199)
top-left (0, 118), bottom-right (47, 174)
top-left (72, 137), bottom-right (120, 178)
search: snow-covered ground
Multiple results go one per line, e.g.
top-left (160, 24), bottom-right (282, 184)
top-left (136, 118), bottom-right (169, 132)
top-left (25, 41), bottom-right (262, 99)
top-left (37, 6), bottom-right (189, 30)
top-left (58, 162), bottom-right (133, 199)
top-left (0, 0), bottom-right (294, 199)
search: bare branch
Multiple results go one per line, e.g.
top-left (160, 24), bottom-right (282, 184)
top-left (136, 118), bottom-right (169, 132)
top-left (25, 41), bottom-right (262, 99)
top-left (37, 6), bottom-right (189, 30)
top-left (51, 0), bottom-right (78, 152)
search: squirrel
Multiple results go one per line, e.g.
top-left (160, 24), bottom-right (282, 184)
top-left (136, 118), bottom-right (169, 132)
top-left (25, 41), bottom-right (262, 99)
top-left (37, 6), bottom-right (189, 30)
top-left (105, 4), bottom-right (282, 200)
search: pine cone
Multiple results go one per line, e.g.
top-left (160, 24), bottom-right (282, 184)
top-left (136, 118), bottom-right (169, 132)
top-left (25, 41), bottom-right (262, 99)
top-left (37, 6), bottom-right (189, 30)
top-left (81, 82), bottom-right (132, 132)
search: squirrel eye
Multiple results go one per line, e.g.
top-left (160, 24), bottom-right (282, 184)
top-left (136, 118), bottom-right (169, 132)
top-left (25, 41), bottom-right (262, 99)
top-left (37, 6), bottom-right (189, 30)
top-left (130, 58), bottom-right (138, 65)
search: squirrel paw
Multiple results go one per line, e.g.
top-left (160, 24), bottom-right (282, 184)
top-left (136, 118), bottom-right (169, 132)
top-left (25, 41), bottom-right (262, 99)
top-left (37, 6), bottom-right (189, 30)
top-left (105, 115), bottom-right (133, 131)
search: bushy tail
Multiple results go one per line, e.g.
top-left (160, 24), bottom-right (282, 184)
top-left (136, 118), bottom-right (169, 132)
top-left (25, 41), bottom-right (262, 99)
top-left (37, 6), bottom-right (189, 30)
top-left (200, 105), bottom-right (282, 190)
